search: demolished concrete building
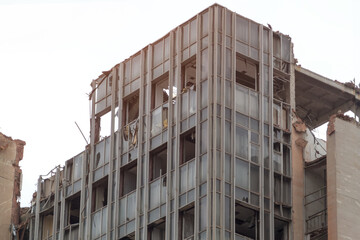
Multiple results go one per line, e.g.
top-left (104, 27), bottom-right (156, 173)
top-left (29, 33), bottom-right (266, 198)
top-left (26, 4), bottom-right (360, 240)
top-left (0, 132), bottom-right (26, 239)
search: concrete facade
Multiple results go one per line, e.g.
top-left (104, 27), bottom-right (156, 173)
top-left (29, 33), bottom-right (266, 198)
top-left (0, 132), bottom-right (25, 239)
top-left (327, 117), bottom-right (360, 240)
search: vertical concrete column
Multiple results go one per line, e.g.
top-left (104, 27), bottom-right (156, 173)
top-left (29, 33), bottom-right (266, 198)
top-left (290, 43), bottom-right (305, 239)
top-left (33, 177), bottom-right (41, 240)
top-left (52, 167), bottom-right (60, 238)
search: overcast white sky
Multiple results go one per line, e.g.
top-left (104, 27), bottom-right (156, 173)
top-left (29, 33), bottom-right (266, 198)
top-left (1, 0), bottom-right (359, 207)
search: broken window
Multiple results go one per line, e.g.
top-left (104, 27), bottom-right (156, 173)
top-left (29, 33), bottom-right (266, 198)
top-left (99, 111), bottom-right (112, 140)
top-left (73, 155), bottom-right (82, 181)
top-left (180, 128), bottom-right (196, 164)
top-left (283, 146), bottom-right (290, 176)
top-left (274, 218), bottom-right (289, 240)
top-left (122, 93), bottom-right (140, 151)
top-left (41, 211), bottom-right (54, 240)
top-left (91, 177), bottom-right (108, 212)
top-left (273, 34), bottom-right (291, 73)
top-left (179, 207), bottom-right (195, 240)
top-left (236, 55), bottom-right (258, 90)
top-left (273, 102), bottom-right (281, 127)
top-left (181, 59), bottom-right (197, 120)
top-left (148, 220), bottom-right (166, 240)
top-left (235, 204), bottom-right (259, 239)
top-left (120, 161), bottom-right (137, 197)
top-left (123, 92), bottom-right (139, 125)
top-left (66, 161), bottom-right (73, 183)
top-left (65, 194), bottom-right (80, 226)
top-left (151, 76), bottom-right (169, 137)
top-left (95, 72), bottom-right (112, 116)
top-left (273, 101), bottom-right (290, 131)
top-left (152, 77), bottom-right (169, 110)
top-left (182, 59), bottom-right (196, 90)
top-left (273, 76), bottom-right (289, 103)
top-left (65, 154), bottom-right (83, 197)
top-left (150, 145), bottom-right (167, 181)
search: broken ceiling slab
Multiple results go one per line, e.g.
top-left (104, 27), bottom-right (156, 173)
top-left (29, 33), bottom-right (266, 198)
top-left (295, 65), bottom-right (360, 129)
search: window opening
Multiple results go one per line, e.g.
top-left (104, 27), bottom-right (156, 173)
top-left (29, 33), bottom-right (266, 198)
top-left (273, 101), bottom-right (290, 131)
top-left (152, 77), bottom-right (169, 110)
top-left (65, 194), bottom-right (80, 226)
top-left (66, 161), bottom-right (73, 183)
top-left (91, 177), bottom-right (108, 212)
top-left (123, 93), bottom-right (140, 150)
top-left (274, 218), bottom-right (289, 240)
top-left (41, 211), bottom-right (54, 240)
top-left (180, 128), bottom-right (196, 164)
top-left (123, 93), bottom-right (139, 125)
top-left (182, 60), bottom-right (196, 91)
top-left (150, 145), bottom-right (167, 181)
top-left (148, 219), bottom-right (166, 240)
top-left (120, 161), bottom-right (137, 197)
top-left (236, 55), bottom-right (258, 90)
top-left (151, 76), bottom-right (170, 137)
top-left (181, 59), bottom-right (197, 120)
top-left (235, 203), bottom-right (259, 239)
top-left (179, 207), bottom-right (195, 240)
top-left (273, 76), bottom-right (289, 103)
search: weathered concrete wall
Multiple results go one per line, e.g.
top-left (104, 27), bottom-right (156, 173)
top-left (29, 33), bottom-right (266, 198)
top-left (0, 133), bottom-right (25, 239)
top-left (327, 117), bottom-right (360, 240)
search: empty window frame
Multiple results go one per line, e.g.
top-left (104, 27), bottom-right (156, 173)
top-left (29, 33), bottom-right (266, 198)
top-left (122, 93), bottom-right (140, 150)
top-left (235, 203), bottom-right (259, 239)
top-left (179, 207), bottom-right (195, 240)
top-left (41, 211), bottom-right (54, 240)
top-left (91, 177), bottom-right (108, 212)
top-left (180, 128), bottom-right (196, 164)
top-left (66, 161), bottom-right (73, 183)
top-left (148, 220), bottom-right (166, 240)
top-left (123, 93), bottom-right (140, 126)
top-left (273, 76), bottom-right (290, 103)
top-left (150, 146), bottom-right (167, 181)
top-left (273, 33), bottom-right (291, 74)
top-left (273, 101), bottom-right (290, 131)
top-left (152, 76), bottom-right (169, 110)
top-left (274, 218), bottom-right (289, 240)
top-left (274, 173), bottom-right (292, 218)
top-left (65, 194), bottom-right (80, 226)
top-left (181, 59), bottom-right (197, 120)
top-left (182, 59), bottom-right (196, 91)
top-left (236, 55), bottom-right (258, 90)
top-left (151, 76), bottom-right (170, 137)
top-left (66, 155), bottom-right (83, 185)
top-left (120, 161), bottom-right (137, 197)
top-left (95, 73), bottom-right (112, 116)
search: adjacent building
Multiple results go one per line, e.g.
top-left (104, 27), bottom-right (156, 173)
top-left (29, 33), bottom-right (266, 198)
top-left (25, 4), bottom-right (360, 240)
top-left (0, 132), bottom-right (26, 239)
